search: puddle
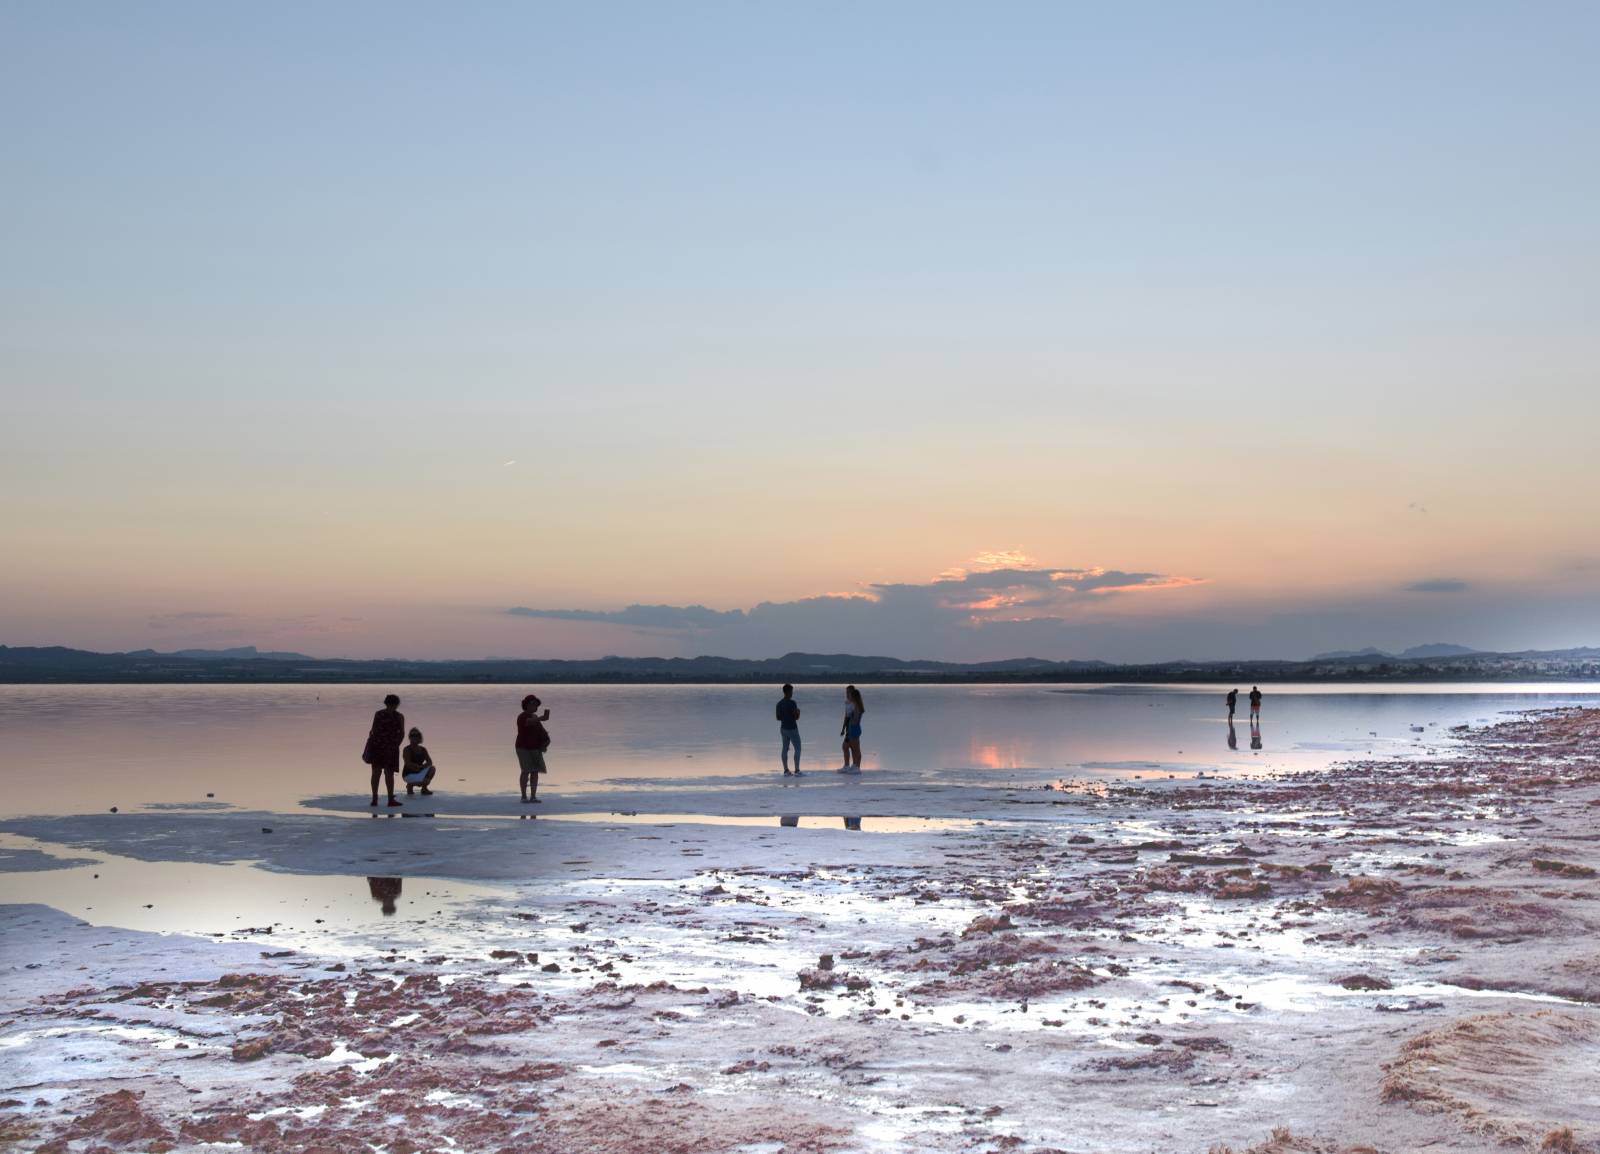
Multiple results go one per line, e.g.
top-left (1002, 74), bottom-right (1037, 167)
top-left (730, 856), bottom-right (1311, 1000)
top-left (551, 812), bottom-right (974, 833)
top-left (0, 833), bottom-right (507, 945)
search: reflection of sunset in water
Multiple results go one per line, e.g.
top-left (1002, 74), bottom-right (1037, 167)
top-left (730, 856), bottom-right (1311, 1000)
top-left (969, 741), bottom-right (1027, 770)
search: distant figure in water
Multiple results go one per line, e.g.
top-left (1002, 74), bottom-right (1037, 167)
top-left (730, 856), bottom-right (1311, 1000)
top-left (367, 876), bottom-right (402, 915)
top-left (1250, 720), bottom-right (1263, 751)
top-left (1249, 686), bottom-right (1263, 719)
top-left (1226, 688), bottom-right (1238, 718)
top-left (362, 693), bottom-right (405, 807)
top-left (516, 694), bottom-right (552, 804)
top-left (837, 685), bottom-right (865, 774)
top-left (402, 728), bottom-right (436, 796)
top-left (776, 683), bottom-right (803, 776)
top-left (1227, 719), bottom-right (1238, 751)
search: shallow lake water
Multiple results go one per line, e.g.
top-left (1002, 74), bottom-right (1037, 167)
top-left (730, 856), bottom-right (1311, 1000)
top-left (1, 681), bottom-right (1596, 817)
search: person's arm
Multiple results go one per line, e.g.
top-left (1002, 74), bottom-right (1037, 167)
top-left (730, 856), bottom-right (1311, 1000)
top-left (540, 708), bottom-right (551, 720)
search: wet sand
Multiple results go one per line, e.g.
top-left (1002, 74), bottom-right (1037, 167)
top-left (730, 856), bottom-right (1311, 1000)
top-left (1, 709), bottom-right (1597, 1152)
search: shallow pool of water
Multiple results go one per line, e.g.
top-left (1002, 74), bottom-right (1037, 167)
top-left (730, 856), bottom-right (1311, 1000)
top-left (0, 681), bottom-right (1594, 817)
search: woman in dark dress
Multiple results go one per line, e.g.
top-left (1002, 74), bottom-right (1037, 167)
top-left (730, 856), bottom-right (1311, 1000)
top-left (362, 693), bottom-right (406, 807)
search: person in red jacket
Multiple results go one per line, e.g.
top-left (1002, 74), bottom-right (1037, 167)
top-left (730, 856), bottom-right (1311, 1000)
top-left (362, 693), bottom-right (405, 807)
top-left (516, 693), bottom-right (552, 804)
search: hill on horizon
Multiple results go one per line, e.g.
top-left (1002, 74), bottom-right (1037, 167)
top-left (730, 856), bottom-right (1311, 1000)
top-left (1311, 643), bottom-right (1481, 662)
top-left (1, 641), bottom-right (1597, 685)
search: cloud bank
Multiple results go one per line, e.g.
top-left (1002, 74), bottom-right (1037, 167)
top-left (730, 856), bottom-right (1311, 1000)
top-left (1403, 578), bottom-right (1469, 594)
top-left (509, 604), bottom-right (746, 629)
top-left (507, 561), bottom-right (1206, 660)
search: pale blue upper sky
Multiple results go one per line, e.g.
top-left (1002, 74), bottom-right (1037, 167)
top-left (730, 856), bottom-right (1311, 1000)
top-left (3, 3), bottom-right (1597, 659)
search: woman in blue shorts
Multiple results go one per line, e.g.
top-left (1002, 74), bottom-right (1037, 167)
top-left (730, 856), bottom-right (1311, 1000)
top-left (837, 685), bottom-right (865, 774)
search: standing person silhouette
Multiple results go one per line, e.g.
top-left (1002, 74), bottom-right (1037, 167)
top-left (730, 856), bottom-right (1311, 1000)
top-left (516, 694), bottom-right (552, 804)
top-left (1226, 688), bottom-right (1238, 719)
top-left (837, 685), bottom-right (865, 774)
top-left (776, 683), bottom-right (802, 776)
top-left (1249, 686), bottom-right (1263, 721)
top-left (362, 694), bottom-right (405, 808)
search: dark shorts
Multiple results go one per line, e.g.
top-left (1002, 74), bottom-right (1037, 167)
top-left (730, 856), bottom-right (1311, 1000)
top-left (367, 748), bottom-right (400, 772)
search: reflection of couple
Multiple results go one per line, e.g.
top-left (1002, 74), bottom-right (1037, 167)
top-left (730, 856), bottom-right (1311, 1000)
top-left (367, 876), bottom-right (402, 915)
top-left (1226, 719), bottom-right (1263, 752)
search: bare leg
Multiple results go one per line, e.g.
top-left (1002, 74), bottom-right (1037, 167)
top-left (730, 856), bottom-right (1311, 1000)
top-left (370, 766), bottom-right (380, 804)
top-left (847, 738), bottom-right (862, 768)
top-left (384, 768), bottom-right (397, 802)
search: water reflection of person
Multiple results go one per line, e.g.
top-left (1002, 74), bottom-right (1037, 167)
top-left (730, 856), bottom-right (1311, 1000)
top-left (367, 876), bottom-right (402, 915)
top-left (1227, 720), bottom-right (1238, 751)
top-left (1250, 721), bottom-right (1262, 752)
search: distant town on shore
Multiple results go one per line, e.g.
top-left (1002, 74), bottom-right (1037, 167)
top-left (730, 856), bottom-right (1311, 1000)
top-left (3, 643), bottom-right (1598, 685)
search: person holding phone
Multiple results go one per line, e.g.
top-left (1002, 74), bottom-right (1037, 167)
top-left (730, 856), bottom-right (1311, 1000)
top-left (516, 693), bottom-right (552, 803)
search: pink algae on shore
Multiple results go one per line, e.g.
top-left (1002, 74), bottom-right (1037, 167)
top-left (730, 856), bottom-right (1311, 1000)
top-left (20, 968), bottom-right (851, 1154)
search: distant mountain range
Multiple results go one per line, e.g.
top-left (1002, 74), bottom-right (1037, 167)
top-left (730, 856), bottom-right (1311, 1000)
top-left (1310, 643), bottom-right (1480, 661)
top-left (2, 643), bottom-right (1598, 684)
top-left (131, 645), bottom-right (318, 662)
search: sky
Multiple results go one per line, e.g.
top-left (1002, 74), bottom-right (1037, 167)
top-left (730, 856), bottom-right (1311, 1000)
top-left (3, 2), bottom-right (1598, 663)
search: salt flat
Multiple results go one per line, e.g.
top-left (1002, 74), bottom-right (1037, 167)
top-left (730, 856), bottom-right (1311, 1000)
top-left (2, 707), bottom-right (1597, 1152)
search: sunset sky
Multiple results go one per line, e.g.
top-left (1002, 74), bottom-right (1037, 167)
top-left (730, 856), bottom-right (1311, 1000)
top-left (4, 3), bottom-right (1597, 662)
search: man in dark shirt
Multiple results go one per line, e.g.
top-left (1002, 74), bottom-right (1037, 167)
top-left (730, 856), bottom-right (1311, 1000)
top-left (776, 683), bottom-right (802, 776)
top-left (1226, 688), bottom-right (1238, 718)
top-left (1249, 686), bottom-right (1263, 719)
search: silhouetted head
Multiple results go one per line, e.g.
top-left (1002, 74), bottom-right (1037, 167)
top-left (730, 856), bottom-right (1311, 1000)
top-left (522, 694), bottom-right (541, 710)
top-left (782, 683), bottom-right (793, 697)
top-left (383, 693), bottom-right (401, 709)
top-left (846, 685), bottom-right (864, 713)
top-left (408, 728), bottom-right (422, 743)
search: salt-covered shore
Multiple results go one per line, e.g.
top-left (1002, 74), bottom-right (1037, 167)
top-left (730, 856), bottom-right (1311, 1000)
top-left (2, 710), bottom-right (1598, 1152)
